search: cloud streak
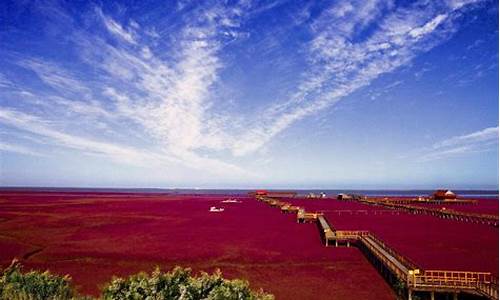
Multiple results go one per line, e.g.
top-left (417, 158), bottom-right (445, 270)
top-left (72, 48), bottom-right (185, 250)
top-left (0, 142), bottom-right (45, 157)
top-left (0, 109), bottom-right (172, 166)
top-left (418, 126), bottom-right (499, 161)
top-left (97, 7), bottom-right (138, 44)
top-left (2, 3), bottom-right (253, 178)
top-left (230, 0), bottom-right (483, 156)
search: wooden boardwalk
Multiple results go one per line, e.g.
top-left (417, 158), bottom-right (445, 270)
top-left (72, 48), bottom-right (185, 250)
top-left (360, 198), bottom-right (499, 227)
top-left (256, 195), bottom-right (499, 300)
top-left (369, 198), bottom-right (479, 205)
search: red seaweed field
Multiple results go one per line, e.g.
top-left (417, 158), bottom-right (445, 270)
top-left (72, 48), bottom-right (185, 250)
top-left (0, 191), bottom-right (394, 300)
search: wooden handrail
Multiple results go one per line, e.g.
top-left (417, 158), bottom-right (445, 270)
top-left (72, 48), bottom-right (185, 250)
top-left (365, 233), bottom-right (420, 270)
top-left (360, 198), bottom-right (498, 225)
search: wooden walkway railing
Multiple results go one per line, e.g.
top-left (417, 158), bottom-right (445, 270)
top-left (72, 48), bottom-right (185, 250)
top-left (256, 195), bottom-right (499, 300)
top-left (410, 271), bottom-right (498, 299)
top-left (361, 198), bottom-right (498, 227)
top-left (317, 215), bottom-right (335, 246)
top-left (367, 198), bottom-right (479, 205)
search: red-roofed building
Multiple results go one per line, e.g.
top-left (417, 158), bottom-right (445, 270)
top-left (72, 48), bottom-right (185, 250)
top-left (250, 190), bottom-right (297, 198)
top-left (433, 189), bottom-right (457, 200)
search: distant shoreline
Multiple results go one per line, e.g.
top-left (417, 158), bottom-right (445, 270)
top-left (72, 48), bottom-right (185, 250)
top-left (0, 187), bottom-right (498, 198)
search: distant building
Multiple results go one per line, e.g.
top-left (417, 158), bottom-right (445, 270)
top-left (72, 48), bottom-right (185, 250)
top-left (250, 190), bottom-right (296, 198)
top-left (433, 189), bottom-right (457, 200)
top-left (337, 193), bottom-right (353, 200)
top-left (267, 191), bottom-right (297, 198)
top-left (306, 192), bottom-right (327, 199)
top-left (337, 193), bottom-right (363, 201)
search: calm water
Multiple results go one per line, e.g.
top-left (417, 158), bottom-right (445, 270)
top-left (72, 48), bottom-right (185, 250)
top-left (1, 187), bottom-right (498, 199)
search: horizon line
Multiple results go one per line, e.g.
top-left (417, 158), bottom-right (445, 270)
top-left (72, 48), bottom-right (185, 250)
top-left (0, 186), bottom-right (498, 192)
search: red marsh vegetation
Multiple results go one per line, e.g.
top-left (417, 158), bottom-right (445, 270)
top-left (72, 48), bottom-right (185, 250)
top-left (0, 191), bottom-right (394, 299)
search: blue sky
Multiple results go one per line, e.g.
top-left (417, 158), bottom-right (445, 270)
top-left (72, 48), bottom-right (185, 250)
top-left (0, 0), bottom-right (498, 189)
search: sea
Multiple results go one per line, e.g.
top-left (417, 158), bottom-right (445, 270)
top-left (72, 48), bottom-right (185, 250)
top-left (1, 187), bottom-right (498, 199)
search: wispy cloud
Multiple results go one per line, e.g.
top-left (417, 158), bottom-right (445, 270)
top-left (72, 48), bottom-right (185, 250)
top-left (0, 73), bottom-right (13, 88)
top-left (0, 142), bottom-right (45, 157)
top-left (231, 0), bottom-right (485, 156)
top-left (418, 126), bottom-right (498, 161)
top-left (0, 108), bottom-right (251, 177)
top-left (0, 109), bottom-right (171, 166)
top-left (96, 7), bottom-right (137, 44)
top-left (18, 59), bottom-right (90, 95)
top-left (367, 79), bottom-right (404, 100)
top-left (408, 14), bottom-right (448, 39)
top-left (0, 0), bottom-right (490, 181)
top-left (2, 3), bottom-right (253, 178)
top-left (86, 4), bottom-right (253, 172)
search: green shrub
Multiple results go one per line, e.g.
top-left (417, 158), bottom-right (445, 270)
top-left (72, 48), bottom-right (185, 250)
top-left (1, 261), bottom-right (274, 300)
top-left (101, 267), bottom-right (274, 300)
top-left (0, 260), bottom-right (76, 300)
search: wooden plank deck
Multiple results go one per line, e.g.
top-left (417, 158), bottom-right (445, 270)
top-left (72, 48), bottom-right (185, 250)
top-left (361, 235), bottom-right (410, 280)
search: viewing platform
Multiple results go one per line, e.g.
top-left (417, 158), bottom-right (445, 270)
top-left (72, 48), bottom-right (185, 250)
top-left (280, 204), bottom-right (300, 213)
top-left (297, 208), bottom-right (322, 223)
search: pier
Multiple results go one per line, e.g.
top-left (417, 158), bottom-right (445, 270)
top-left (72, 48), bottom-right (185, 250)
top-left (257, 195), bottom-right (499, 300)
top-left (360, 198), bottom-right (499, 227)
top-left (368, 198), bottom-right (479, 205)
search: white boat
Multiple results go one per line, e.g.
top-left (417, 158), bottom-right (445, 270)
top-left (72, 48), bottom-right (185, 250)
top-left (221, 198), bottom-right (241, 203)
top-left (209, 206), bottom-right (224, 212)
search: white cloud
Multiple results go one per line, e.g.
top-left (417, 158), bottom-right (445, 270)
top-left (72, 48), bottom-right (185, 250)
top-left (0, 142), bottom-right (44, 157)
top-left (446, 0), bottom-right (482, 10)
top-left (418, 126), bottom-right (498, 161)
top-left (433, 126), bottom-right (498, 149)
top-left (1, 0), bottom-right (488, 180)
top-left (230, 0), bottom-right (477, 156)
top-left (50, 96), bottom-right (114, 119)
top-left (1, 4), bottom-right (255, 178)
top-left (96, 7), bottom-right (137, 44)
top-left (0, 109), bottom-right (171, 167)
top-left (0, 73), bottom-right (12, 88)
top-left (0, 107), bottom-right (253, 178)
top-left (409, 14), bottom-right (448, 39)
top-left (18, 59), bottom-right (90, 95)
top-left (78, 5), bottom-right (255, 170)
